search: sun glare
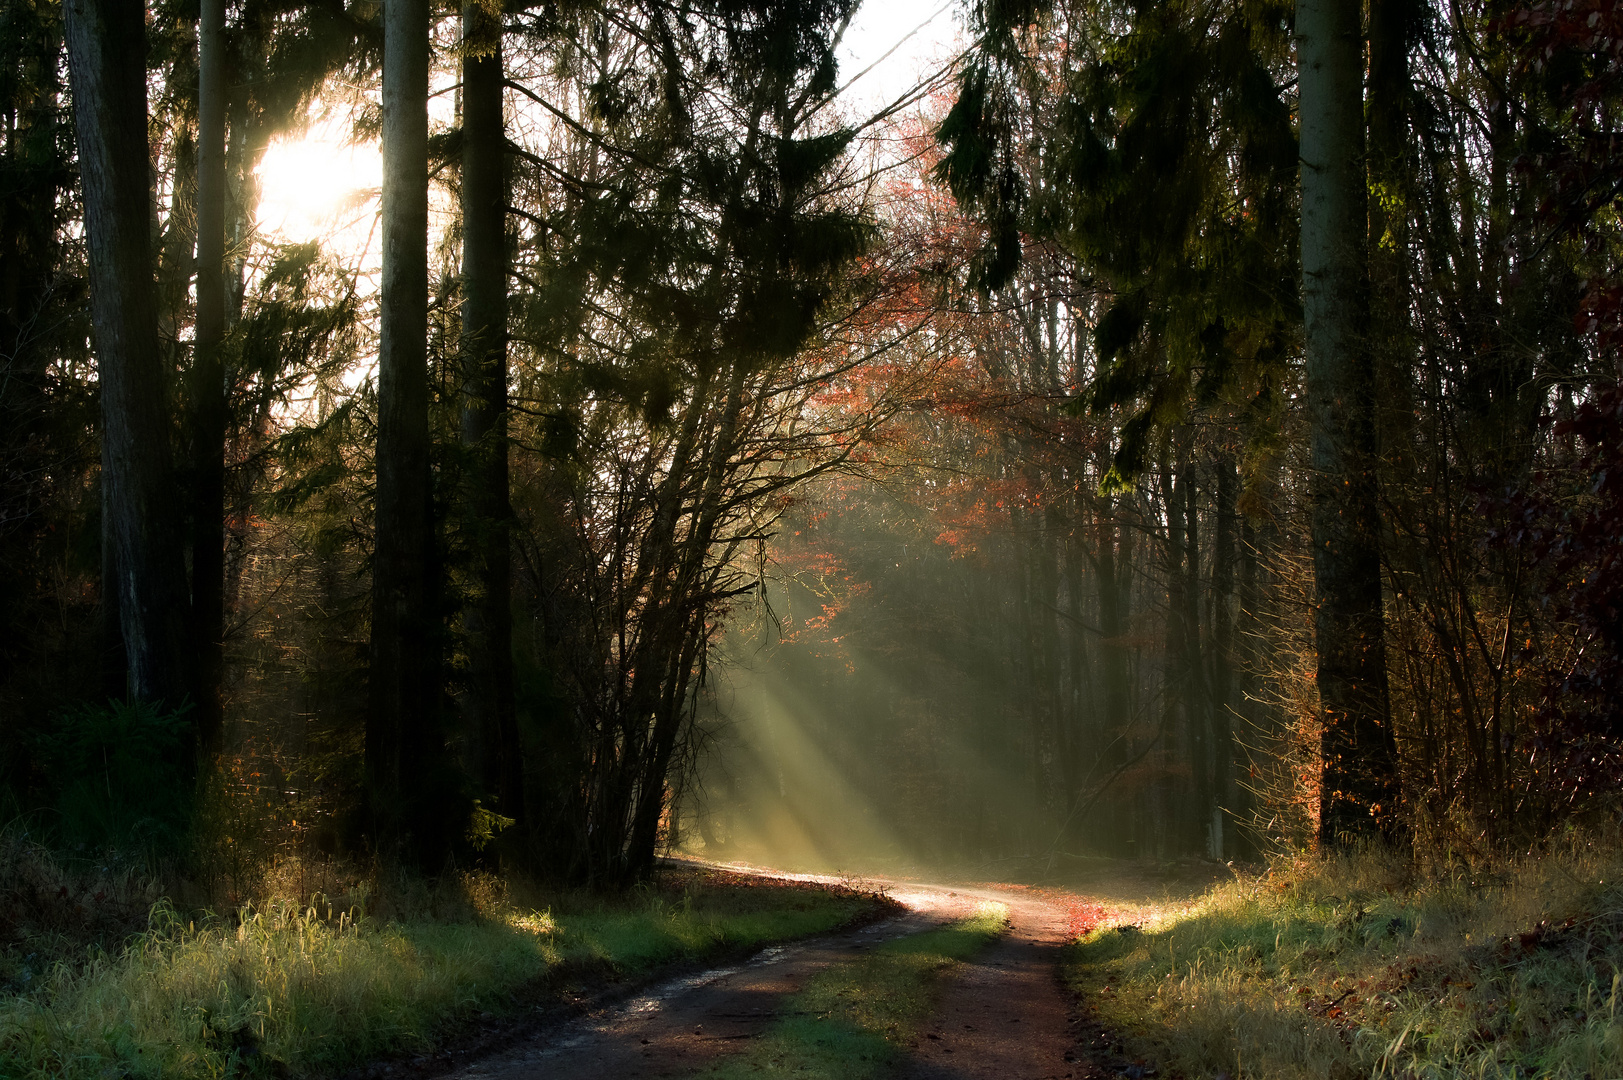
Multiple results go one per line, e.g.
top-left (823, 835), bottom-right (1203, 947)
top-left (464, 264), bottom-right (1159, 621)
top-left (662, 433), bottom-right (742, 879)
top-left (255, 116), bottom-right (382, 251)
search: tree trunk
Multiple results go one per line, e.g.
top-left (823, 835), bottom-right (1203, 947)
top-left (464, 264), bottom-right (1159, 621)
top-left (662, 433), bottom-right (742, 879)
top-left (1163, 438), bottom-right (1208, 855)
top-left (369, 0), bottom-right (441, 860)
top-left (1208, 455), bottom-right (1238, 859)
top-left (1094, 501), bottom-right (1134, 854)
top-left (192, 0), bottom-right (228, 754)
top-left (64, 0), bottom-right (190, 710)
top-left (1298, 0), bottom-right (1401, 845)
top-left (458, 0), bottom-right (522, 827)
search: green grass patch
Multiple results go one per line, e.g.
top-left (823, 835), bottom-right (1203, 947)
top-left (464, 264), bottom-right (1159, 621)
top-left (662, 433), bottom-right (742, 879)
top-left (0, 868), bottom-right (884, 1079)
top-left (1065, 841), bottom-right (1623, 1080)
top-left (703, 902), bottom-right (1008, 1080)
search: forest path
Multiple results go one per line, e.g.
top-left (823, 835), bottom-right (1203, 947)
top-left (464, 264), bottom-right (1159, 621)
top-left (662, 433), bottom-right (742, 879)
top-left (436, 866), bottom-right (1099, 1080)
top-left (891, 882), bottom-right (1091, 1080)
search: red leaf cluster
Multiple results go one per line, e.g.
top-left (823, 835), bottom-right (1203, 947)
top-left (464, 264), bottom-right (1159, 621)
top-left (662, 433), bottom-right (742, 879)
top-left (1067, 900), bottom-right (1109, 938)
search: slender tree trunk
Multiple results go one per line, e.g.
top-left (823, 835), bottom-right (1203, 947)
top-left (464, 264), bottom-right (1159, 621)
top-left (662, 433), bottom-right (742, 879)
top-left (624, 621), bottom-right (703, 882)
top-left (458, 0), bottom-right (522, 826)
top-left (192, 0), bottom-right (228, 754)
top-left (64, 0), bottom-right (190, 710)
top-left (1209, 455), bottom-right (1238, 859)
top-left (1181, 447), bottom-right (1210, 855)
top-left (1298, 0), bottom-right (1401, 845)
top-left (1158, 456), bottom-right (1187, 858)
top-left (369, 0), bottom-right (440, 860)
top-left (1164, 438), bottom-right (1209, 855)
top-left (1234, 505), bottom-right (1262, 857)
top-left (1095, 503), bottom-right (1134, 854)
top-left (157, 133), bottom-right (197, 338)
top-left (1063, 520), bottom-right (1092, 831)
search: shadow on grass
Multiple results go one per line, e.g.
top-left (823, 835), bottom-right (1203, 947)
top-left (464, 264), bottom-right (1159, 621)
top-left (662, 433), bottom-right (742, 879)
top-left (0, 867), bottom-right (887, 1080)
top-left (702, 903), bottom-right (1009, 1080)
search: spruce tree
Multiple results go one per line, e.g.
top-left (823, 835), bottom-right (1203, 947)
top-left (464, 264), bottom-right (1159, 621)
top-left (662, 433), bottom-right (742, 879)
top-left (63, 0), bottom-right (191, 710)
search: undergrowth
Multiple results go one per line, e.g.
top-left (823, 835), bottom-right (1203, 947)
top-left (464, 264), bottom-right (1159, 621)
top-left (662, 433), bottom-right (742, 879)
top-left (0, 852), bottom-right (885, 1080)
top-left (704, 902), bottom-right (1009, 1080)
top-left (1066, 836), bottom-right (1623, 1079)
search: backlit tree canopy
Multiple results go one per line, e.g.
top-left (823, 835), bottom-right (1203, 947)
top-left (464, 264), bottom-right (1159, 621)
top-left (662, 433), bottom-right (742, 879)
top-left (0, 0), bottom-right (1619, 883)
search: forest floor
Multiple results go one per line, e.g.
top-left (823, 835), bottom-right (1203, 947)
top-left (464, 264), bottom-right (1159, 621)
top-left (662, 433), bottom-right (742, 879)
top-left (408, 858), bottom-right (1226, 1080)
top-left (0, 853), bottom-right (894, 1080)
top-left (1063, 841), bottom-right (1623, 1080)
top-left (377, 843), bottom-right (1623, 1080)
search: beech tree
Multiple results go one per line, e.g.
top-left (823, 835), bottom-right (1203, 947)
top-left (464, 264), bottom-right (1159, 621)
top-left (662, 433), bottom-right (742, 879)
top-left (500, 0), bottom-right (880, 884)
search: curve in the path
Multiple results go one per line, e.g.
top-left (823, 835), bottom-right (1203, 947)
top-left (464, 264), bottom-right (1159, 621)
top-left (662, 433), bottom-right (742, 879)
top-left (439, 870), bottom-right (1092, 1080)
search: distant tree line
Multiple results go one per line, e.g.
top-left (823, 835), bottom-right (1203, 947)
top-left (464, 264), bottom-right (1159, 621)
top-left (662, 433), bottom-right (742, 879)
top-left (700, 0), bottom-right (1621, 864)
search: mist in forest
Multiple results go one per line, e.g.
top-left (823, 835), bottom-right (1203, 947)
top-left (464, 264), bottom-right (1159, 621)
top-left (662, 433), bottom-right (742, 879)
top-left (4, 0), bottom-right (1621, 906)
top-left (678, 461), bottom-right (1193, 877)
top-left (686, 654), bottom-right (1033, 876)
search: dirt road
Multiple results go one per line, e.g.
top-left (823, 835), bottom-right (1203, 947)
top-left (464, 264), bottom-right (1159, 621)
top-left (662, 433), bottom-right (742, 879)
top-left (436, 870), bottom-right (1103, 1080)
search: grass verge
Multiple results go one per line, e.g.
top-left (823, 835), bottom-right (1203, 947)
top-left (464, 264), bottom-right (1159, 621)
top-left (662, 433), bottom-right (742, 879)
top-left (0, 866), bottom-right (887, 1079)
top-left (1065, 840), bottom-right (1623, 1080)
top-left (702, 902), bottom-right (1009, 1080)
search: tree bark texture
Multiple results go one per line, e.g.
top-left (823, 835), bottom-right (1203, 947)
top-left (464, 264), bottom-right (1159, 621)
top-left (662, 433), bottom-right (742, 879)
top-left (64, 0), bottom-right (191, 709)
top-left (458, 1), bottom-right (523, 826)
top-left (369, 0), bottom-right (441, 859)
top-left (192, 0), bottom-right (228, 753)
top-left (1297, 0), bottom-right (1401, 845)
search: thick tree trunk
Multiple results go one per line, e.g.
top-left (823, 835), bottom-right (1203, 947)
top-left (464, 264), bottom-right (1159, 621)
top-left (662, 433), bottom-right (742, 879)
top-left (99, 455), bottom-right (126, 698)
top-left (1298, 0), bottom-right (1401, 845)
top-left (369, 0), bottom-right (441, 860)
top-left (458, 1), bottom-right (522, 826)
top-left (192, 0), bottom-right (228, 754)
top-left (64, 0), bottom-right (190, 710)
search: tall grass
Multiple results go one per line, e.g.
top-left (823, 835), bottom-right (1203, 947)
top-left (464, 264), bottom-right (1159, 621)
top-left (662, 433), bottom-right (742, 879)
top-left (1066, 838), bottom-right (1623, 1079)
top-left (0, 867), bottom-right (881, 1079)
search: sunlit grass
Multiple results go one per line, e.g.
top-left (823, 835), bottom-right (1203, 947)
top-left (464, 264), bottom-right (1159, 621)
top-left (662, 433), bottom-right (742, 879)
top-left (704, 902), bottom-right (1008, 1080)
top-left (1066, 840), bottom-right (1623, 1080)
top-left (0, 873), bottom-right (880, 1079)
